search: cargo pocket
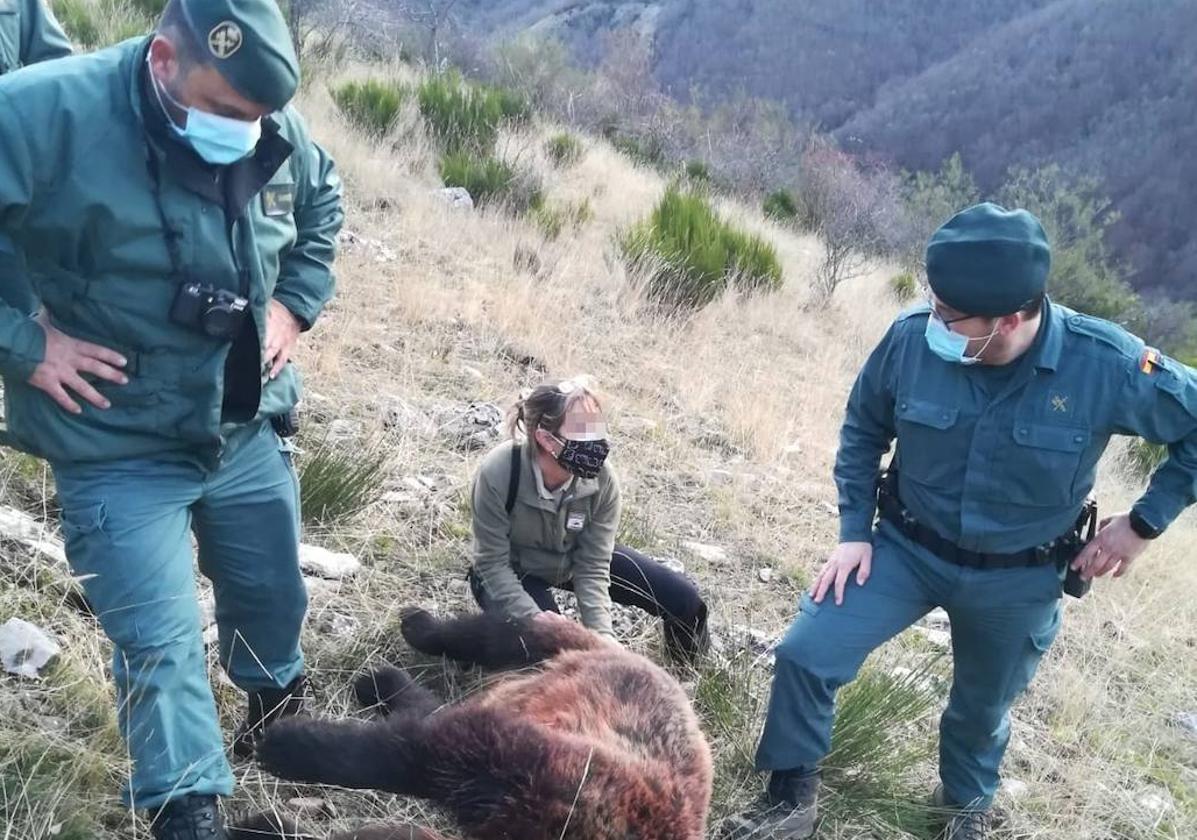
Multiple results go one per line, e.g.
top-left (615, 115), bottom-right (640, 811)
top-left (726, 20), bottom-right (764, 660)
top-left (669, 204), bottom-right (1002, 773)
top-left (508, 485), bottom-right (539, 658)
top-left (60, 501), bottom-right (107, 540)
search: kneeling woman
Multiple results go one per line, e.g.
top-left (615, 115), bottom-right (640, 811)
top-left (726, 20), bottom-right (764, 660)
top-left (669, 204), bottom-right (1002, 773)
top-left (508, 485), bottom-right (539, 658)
top-left (467, 377), bottom-right (709, 663)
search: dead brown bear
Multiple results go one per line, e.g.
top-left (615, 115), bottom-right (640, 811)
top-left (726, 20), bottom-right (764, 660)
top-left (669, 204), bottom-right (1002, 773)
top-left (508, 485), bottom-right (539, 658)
top-left (252, 607), bottom-right (714, 840)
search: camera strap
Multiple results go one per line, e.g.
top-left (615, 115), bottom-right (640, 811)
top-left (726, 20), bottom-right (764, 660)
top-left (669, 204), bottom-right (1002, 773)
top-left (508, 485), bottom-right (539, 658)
top-left (142, 144), bottom-right (187, 285)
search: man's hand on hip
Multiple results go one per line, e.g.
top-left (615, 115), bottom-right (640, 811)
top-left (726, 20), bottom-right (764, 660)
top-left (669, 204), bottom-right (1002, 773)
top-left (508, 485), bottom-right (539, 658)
top-left (264, 299), bottom-right (302, 379)
top-left (1071, 512), bottom-right (1149, 581)
top-left (812, 541), bottom-right (873, 606)
top-left (28, 316), bottom-right (127, 414)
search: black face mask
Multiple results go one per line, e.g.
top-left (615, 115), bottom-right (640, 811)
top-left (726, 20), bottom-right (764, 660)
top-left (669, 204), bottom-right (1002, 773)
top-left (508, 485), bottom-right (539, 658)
top-left (551, 435), bottom-right (610, 479)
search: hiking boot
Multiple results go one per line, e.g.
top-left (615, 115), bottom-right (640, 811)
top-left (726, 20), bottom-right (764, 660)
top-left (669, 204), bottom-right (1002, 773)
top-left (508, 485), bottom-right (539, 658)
top-left (663, 607), bottom-right (711, 664)
top-left (721, 768), bottom-right (821, 839)
top-left (151, 794), bottom-right (227, 840)
top-left (932, 784), bottom-right (991, 840)
top-left (232, 673), bottom-right (310, 759)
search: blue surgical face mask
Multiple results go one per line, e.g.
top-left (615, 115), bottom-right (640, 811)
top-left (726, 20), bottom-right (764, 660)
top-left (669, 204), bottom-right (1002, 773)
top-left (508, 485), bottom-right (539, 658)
top-left (148, 57), bottom-right (261, 165)
top-left (924, 311), bottom-right (998, 365)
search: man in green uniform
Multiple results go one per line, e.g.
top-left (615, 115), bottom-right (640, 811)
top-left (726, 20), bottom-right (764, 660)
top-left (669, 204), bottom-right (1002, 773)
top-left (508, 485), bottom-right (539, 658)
top-left (0, 1), bottom-right (343, 837)
top-left (0, 0), bottom-right (72, 314)
top-left (728, 204), bottom-right (1197, 839)
top-left (0, 0), bottom-right (72, 75)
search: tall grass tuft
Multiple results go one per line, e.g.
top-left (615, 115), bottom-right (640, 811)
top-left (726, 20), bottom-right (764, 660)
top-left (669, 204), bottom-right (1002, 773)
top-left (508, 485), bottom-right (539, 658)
top-left (621, 185), bottom-right (784, 309)
top-left (297, 434), bottom-right (389, 526)
top-left (331, 79), bottom-right (407, 138)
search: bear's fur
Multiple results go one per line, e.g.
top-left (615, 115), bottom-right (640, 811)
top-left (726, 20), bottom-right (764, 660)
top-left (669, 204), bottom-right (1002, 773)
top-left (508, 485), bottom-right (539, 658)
top-left (252, 607), bottom-right (713, 840)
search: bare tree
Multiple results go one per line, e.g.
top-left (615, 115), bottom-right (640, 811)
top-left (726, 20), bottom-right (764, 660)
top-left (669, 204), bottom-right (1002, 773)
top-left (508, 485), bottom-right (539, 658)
top-left (398, 0), bottom-right (462, 71)
top-left (797, 139), bottom-right (910, 307)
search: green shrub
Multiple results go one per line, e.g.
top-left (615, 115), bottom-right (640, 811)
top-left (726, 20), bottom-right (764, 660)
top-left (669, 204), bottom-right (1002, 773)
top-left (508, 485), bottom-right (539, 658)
top-left (889, 271), bottom-right (919, 302)
top-left (1127, 438), bottom-right (1168, 480)
top-left (545, 132), bottom-right (584, 167)
top-left (439, 151), bottom-right (542, 212)
top-left (611, 132), bottom-right (665, 168)
top-left (763, 188), bottom-right (798, 222)
top-left (685, 160), bottom-right (711, 182)
top-left (532, 198), bottom-right (593, 240)
top-left (418, 72), bottom-right (530, 155)
top-left (297, 435), bottom-right (388, 526)
top-left (621, 186), bottom-right (784, 309)
top-left (54, 0), bottom-right (101, 47)
top-left (331, 79), bottom-right (406, 138)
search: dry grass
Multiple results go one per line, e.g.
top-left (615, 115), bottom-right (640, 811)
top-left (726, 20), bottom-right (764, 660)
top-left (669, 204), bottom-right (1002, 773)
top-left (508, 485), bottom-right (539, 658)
top-left (0, 61), bottom-right (1194, 840)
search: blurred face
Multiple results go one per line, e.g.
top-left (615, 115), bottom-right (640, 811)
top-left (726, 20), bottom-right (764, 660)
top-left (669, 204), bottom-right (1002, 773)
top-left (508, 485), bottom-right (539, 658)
top-left (147, 34), bottom-right (270, 126)
top-left (534, 395), bottom-right (608, 457)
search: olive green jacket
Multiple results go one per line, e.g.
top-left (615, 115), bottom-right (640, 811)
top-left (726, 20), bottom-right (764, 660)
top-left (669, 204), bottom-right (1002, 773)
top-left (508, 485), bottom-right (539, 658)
top-left (470, 439), bottom-right (621, 639)
top-left (0, 37), bottom-right (343, 466)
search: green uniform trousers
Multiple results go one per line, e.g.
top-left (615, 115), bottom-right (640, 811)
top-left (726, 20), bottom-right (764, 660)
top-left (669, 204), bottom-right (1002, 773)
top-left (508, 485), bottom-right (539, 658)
top-left (52, 420), bottom-right (306, 810)
top-left (756, 520), bottom-right (1063, 808)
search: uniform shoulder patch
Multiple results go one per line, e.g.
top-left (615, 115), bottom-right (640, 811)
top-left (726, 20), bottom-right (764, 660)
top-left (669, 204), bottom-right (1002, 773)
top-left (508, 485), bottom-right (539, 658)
top-left (1139, 347), bottom-right (1163, 375)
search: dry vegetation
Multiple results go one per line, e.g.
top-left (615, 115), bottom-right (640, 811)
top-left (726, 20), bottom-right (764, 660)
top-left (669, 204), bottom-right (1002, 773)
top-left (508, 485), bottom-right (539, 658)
top-left (1, 59), bottom-right (1195, 840)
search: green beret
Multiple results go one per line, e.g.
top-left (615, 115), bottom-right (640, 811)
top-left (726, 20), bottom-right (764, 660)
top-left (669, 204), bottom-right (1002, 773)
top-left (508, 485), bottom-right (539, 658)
top-left (925, 202), bottom-right (1051, 317)
top-left (179, 0), bottom-right (299, 111)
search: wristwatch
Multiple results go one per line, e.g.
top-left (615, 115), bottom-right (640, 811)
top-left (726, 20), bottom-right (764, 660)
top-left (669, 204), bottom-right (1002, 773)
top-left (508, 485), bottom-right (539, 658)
top-left (1128, 510), bottom-right (1162, 540)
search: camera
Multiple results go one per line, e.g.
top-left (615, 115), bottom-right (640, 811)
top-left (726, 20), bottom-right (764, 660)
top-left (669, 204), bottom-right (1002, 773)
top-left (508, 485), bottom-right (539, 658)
top-left (170, 281), bottom-right (250, 340)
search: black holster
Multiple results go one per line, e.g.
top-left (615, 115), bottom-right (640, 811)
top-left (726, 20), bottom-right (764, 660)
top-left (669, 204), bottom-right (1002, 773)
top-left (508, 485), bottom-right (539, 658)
top-left (271, 407), bottom-right (299, 438)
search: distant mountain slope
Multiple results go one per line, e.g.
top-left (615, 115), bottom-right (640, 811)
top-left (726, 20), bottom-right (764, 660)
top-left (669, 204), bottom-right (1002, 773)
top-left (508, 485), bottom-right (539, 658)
top-left (450, 0), bottom-right (1197, 294)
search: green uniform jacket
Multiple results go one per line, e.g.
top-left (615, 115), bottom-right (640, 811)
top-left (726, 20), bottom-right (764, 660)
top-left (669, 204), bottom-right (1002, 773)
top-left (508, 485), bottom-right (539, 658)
top-left (836, 300), bottom-right (1197, 551)
top-left (470, 439), bottom-right (621, 639)
top-left (0, 0), bottom-right (72, 74)
top-left (0, 37), bottom-right (343, 467)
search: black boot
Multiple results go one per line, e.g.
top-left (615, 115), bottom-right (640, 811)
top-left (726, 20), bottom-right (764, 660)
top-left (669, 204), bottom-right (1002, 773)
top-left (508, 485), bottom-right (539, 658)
top-left (663, 603), bottom-right (711, 664)
top-left (232, 674), bottom-right (310, 759)
top-left (722, 768), bottom-right (821, 839)
top-left (151, 794), bottom-right (227, 840)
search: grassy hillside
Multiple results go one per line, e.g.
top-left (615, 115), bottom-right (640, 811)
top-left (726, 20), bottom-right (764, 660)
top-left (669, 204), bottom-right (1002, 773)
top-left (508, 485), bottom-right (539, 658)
top-left (1, 58), bottom-right (1196, 840)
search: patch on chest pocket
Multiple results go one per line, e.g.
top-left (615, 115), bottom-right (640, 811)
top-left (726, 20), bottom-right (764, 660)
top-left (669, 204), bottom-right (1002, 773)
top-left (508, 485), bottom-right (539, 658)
top-left (566, 511), bottom-right (587, 532)
top-left (261, 184), bottom-right (294, 217)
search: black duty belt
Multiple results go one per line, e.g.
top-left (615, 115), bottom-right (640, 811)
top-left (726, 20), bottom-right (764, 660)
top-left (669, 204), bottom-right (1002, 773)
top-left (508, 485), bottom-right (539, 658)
top-left (875, 470), bottom-right (1096, 571)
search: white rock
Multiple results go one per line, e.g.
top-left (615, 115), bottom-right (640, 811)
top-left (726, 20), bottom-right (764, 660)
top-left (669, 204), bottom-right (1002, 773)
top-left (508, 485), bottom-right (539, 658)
top-left (680, 541), bottom-right (728, 564)
top-left (1136, 788), bottom-right (1174, 821)
top-left (320, 612), bottom-right (361, 639)
top-left (914, 626), bottom-right (952, 650)
top-left (922, 607), bottom-right (951, 630)
top-left (758, 567), bottom-right (775, 583)
top-left (299, 544), bottom-right (361, 579)
top-left (706, 469), bottom-right (734, 487)
top-left (198, 593), bottom-right (216, 628)
top-left (435, 187), bottom-right (474, 210)
top-left (0, 506), bottom-right (65, 565)
top-left (1172, 711), bottom-right (1197, 740)
top-left (462, 365), bottom-right (485, 381)
top-left (1000, 778), bottom-right (1031, 800)
top-left (327, 418), bottom-right (360, 442)
top-left (0, 617), bottom-right (60, 678)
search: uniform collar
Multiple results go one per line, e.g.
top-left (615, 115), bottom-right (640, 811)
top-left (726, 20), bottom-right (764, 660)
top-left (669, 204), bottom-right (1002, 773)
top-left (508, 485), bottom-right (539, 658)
top-left (1030, 297), bottom-right (1064, 372)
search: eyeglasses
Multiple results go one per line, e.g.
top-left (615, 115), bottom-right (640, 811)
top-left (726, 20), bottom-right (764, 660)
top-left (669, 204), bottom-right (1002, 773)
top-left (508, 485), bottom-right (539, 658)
top-left (927, 296), bottom-right (976, 327)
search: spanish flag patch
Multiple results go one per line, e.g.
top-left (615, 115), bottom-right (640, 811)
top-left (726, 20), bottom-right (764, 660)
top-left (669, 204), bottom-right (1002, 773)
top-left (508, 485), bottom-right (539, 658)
top-left (1140, 347), bottom-right (1163, 375)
